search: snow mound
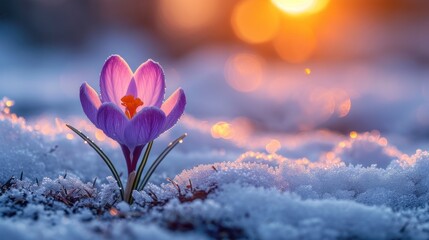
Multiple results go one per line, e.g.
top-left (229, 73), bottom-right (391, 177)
top-left (142, 149), bottom-right (428, 209)
top-left (0, 112), bottom-right (59, 182)
top-left (0, 110), bottom-right (132, 183)
top-left (157, 184), bottom-right (408, 239)
top-left (332, 132), bottom-right (403, 168)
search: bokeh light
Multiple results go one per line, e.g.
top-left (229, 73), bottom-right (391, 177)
top-left (66, 133), bottom-right (74, 140)
top-left (333, 89), bottom-right (351, 118)
top-left (157, 0), bottom-right (221, 35)
top-left (211, 122), bottom-right (234, 139)
top-left (95, 129), bottom-right (107, 142)
top-left (271, 0), bottom-right (330, 15)
top-left (224, 53), bottom-right (264, 92)
top-left (378, 137), bottom-right (388, 146)
top-left (266, 139), bottom-right (281, 154)
top-left (305, 68), bottom-right (311, 75)
top-left (231, 0), bottom-right (281, 44)
top-left (271, 0), bottom-right (315, 15)
top-left (336, 98), bottom-right (351, 118)
top-left (350, 131), bottom-right (358, 139)
top-left (5, 100), bottom-right (14, 107)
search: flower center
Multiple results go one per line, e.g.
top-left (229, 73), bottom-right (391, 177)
top-left (121, 95), bottom-right (143, 119)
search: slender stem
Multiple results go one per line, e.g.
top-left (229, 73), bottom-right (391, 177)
top-left (124, 171), bottom-right (136, 203)
top-left (138, 134), bottom-right (186, 191)
top-left (129, 141), bottom-right (153, 204)
top-left (66, 124), bottom-right (124, 200)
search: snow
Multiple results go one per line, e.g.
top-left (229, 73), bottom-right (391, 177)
top-left (2, 105), bottom-right (429, 239)
top-left (157, 185), bottom-right (406, 239)
top-left (0, 217), bottom-right (204, 240)
top-left (134, 147), bottom-right (429, 210)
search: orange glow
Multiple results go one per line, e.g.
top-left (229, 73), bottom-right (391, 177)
top-left (371, 130), bottom-right (381, 139)
top-left (40, 125), bottom-right (51, 135)
top-left (232, 0), bottom-right (280, 44)
top-left (333, 90), bottom-right (352, 118)
top-left (272, 0), bottom-right (315, 14)
top-left (66, 133), bottom-right (74, 140)
top-left (5, 100), bottom-right (14, 107)
top-left (121, 95), bottom-right (143, 119)
top-left (3, 108), bottom-right (10, 114)
top-left (225, 53), bottom-right (264, 92)
top-left (109, 208), bottom-right (119, 216)
top-left (271, 0), bottom-right (330, 15)
top-left (95, 129), bottom-right (106, 142)
top-left (307, 0), bottom-right (330, 14)
top-left (305, 68), bottom-right (311, 75)
top-left (157, 0), bottom-right (220, 34)
top-left (211, 122), bottom-right (234, 139)
top-left (349, 131), bottom-right (358, 139)
top-left (273, 24), bottom-right (316, 63)
top-left (337, 99), bottom-right (351, 117)
top-left (378, 137), bottom-right (388, 146)
top-left (326, 151), bottom-right (335, 160)
top-left (266, 139), bottom-right (281, 154)
top-left (230, 117), bottom-right (253, 145)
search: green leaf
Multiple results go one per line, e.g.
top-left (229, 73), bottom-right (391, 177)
top-left (66, 124), bottom-right (124, 200)
top-left (128, 141), bottom-right (153, 203)
top-left (138, 133), bottom-right (187, 191)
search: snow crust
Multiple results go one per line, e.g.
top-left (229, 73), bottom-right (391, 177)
top-left (2, 108), bottom-right (429, 239)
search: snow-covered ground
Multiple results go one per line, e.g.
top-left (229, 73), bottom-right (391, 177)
top-left (2, 95), bottom-right (429, 239)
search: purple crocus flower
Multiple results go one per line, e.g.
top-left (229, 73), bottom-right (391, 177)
top-left (79, 55), bottom-right (186, 174)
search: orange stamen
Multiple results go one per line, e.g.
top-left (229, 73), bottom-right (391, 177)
top-left (121, 95), bottom-right (143, 119)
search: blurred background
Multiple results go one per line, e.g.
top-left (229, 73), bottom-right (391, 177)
top-left (1, 0), bottom-right (429, 154)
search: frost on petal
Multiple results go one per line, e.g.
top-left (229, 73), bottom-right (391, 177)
top-left (96, 103), bottom-right (129, 144)
top-left (124, 107), bottom-right (166, 147)
top-left (133, 60), bottom-right (166, 108)
top-left (79, 82), bottom-right (101, 126)
top-left (161, 88), bottom-right (186, 132)
top-left (99, 55), bottom-right (133, 107)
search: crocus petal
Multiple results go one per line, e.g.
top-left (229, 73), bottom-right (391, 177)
top-left (97, 103), bottom-right (129, 144)
top-left (80, 82), bottom-right (101, 126)
top-left (124, 107), bottom-right (166, 147)
top-left (161, 88), bottom-right (186, 132)
top-left (100, 55), bottom-right (133, 107)
top-left (126, 78), bottom-right (138, 97)
top-left (133, 59), bottom-right (165, 107)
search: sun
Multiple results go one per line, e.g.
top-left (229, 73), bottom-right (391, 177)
top-left (271, 0), bottom-right (330, 15)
